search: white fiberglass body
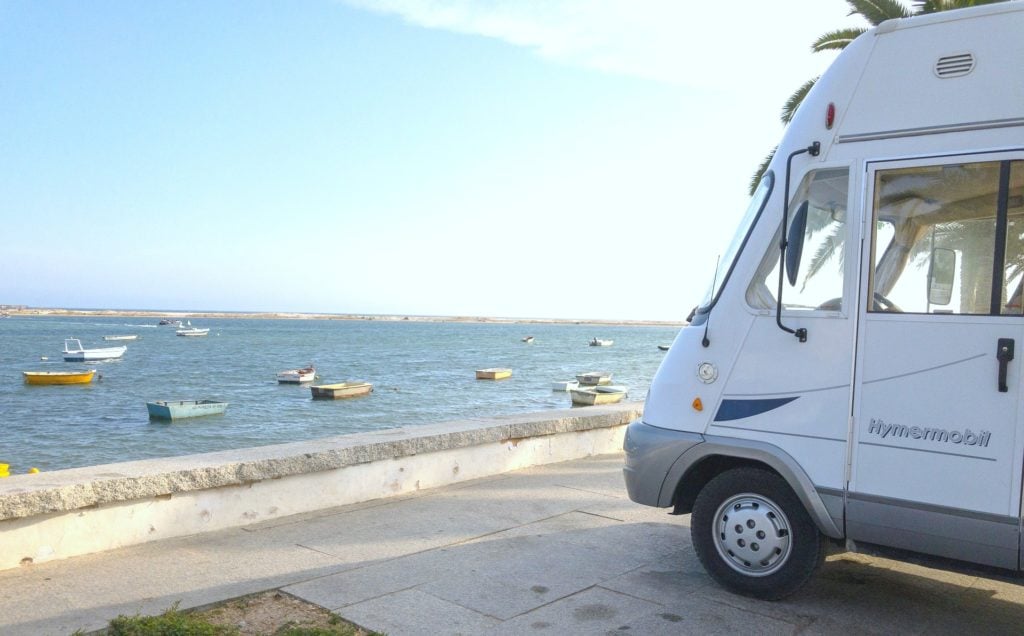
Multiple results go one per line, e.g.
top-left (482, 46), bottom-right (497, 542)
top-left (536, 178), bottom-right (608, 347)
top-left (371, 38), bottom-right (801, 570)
top-left (626, 3), bottom-right (1024, 598)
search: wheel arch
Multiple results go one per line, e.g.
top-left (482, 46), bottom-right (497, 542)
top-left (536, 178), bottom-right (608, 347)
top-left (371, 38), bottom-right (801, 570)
top-left (662, 436), bottom-right (843, 539)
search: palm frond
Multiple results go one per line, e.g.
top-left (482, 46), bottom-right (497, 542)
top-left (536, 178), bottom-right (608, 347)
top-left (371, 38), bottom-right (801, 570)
top-left (782, 78), bottom-right (818, 125)
top-left (847, 0), bottom-right (913, 24)
top-left (812, 28), bottom-right (868, 51)
top-left (801, 224), bottom-right (845, 293)
top-left (750, 147), bottom-right (776, 196)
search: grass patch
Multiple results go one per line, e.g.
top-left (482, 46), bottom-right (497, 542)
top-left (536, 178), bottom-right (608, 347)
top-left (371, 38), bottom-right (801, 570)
top-left (84, 594), bottom-right (380, 636)
top-left (104, 603), bottom-right (235, 635)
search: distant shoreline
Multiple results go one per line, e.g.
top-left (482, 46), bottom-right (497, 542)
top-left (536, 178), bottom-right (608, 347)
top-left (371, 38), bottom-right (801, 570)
top-left (3, 307), bottom-right (685, 328)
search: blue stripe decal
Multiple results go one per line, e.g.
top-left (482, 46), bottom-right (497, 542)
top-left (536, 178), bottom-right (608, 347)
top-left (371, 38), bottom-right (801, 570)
top-left (714, 397), bottom-right (798, 422)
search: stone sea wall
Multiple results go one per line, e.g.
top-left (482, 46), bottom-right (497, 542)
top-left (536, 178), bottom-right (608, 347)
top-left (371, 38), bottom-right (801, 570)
top-left (0, 403), bottom-right (641, 571)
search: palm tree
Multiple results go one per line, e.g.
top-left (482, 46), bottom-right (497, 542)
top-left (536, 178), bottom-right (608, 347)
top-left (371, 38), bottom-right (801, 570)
top-left (748, 0), bottom-right (1007, 195)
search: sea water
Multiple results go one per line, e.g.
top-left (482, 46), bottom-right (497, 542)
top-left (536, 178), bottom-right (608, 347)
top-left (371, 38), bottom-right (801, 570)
top-left (0, 316), bottom-right (680, 472)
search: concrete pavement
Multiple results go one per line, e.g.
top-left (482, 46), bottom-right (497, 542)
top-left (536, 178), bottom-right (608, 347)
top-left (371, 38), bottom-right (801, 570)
top-left (2, 453), bottom-right (1024, 635)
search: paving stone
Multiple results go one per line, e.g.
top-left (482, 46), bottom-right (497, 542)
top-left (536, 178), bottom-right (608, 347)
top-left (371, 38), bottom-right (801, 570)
top-left (340, 588), bottom-right (500, 636)
top-left (285, 547), bottom-right (464, 610)
top-left (593, 591), bottom-right (802, 636)
top-left (480, 586), bottom-right (663, 635)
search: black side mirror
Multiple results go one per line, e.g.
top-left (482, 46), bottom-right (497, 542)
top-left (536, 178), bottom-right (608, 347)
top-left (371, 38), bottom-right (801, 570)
top-left (785, 201), bottom-right (809, 287)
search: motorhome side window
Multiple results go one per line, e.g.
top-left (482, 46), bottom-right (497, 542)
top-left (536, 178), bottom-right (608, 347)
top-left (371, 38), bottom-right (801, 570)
top-left (747, 168), bottom-right (850, 311)
top-left (868, 160), bottom-right (1024, 315)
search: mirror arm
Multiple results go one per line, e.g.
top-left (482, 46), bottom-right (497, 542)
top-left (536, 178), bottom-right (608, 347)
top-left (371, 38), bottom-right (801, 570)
top-left (776, 141), bottom-right (820, 343)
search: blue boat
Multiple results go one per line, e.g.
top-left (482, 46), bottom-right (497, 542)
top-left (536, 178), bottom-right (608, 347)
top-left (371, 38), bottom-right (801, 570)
top-left (146, 400), bottom-right (228, 420)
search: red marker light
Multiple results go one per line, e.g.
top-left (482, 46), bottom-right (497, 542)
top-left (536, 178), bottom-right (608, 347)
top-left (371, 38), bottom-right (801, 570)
top-left (826, 103), bottom-right (836, 130)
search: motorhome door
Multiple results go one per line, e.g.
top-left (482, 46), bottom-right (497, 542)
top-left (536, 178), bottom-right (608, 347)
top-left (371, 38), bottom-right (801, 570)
top-left (849, 155), bottom-right (1024, 569)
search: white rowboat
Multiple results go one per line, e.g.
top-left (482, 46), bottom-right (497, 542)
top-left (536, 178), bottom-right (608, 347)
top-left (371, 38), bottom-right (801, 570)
top-left (570, 386), bottom-right (628, 406)
top-left (552, 380), bottom-right (579, 391)
top-left (177, 321), bottom-right (210, 337)
top-left (576, 371), bottom-right (612, 386)
top-left (277, 366), bottom-right (316, 383)
top-left (62, 338), bottom-right (127, 362)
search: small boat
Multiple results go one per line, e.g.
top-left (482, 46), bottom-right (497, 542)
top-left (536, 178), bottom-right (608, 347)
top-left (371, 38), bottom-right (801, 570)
top-left (576, 371), bottom-right (612, 386)
top-left (658, 344), bottom-right (670, 351)
top-left (176, 321), bottom-right (210, 337)
top-left (476, 368), bottom-right (512, 380)
top-left (277, 366), bottom-right (316, 383)
top-left (589, 338), bottom-right (613, 347)
top-left (146, 400), bottom-right (229, 420)
top-left (551, 380), bottom-right (579, 391)
top-left (103, 335), bottom-right (139, 341)
top-left (23, 370), bottom-right (97, 385)
top-left (310, 382), bottom-right (374, 399)
top-left (158, 319), bottom-right (183, 326)
top-left (570, 386), bottom-right (628, 406)
top-left (62, 338), bottom-right (127, 362)
top-left (522, 336), bottom-right (535, 343)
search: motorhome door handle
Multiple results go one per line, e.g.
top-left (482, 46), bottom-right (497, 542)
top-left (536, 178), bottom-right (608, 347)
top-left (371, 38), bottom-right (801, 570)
top-left (997, 338), bottom-right (1015, 393)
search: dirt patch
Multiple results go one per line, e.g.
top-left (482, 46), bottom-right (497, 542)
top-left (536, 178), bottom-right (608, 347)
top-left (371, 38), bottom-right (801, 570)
top-left (194, 590), bottom-right (372, 635)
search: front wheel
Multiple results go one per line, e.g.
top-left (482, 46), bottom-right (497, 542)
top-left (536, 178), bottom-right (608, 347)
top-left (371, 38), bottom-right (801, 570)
top-left (691, 467), bottom-right (825, 600)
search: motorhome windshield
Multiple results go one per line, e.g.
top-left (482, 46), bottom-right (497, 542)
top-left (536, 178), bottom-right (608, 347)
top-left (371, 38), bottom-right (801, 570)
top-left (698, 173), bottom-right (773, 310)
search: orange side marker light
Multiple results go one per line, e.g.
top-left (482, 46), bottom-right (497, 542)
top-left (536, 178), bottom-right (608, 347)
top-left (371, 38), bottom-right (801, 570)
top-left (692, 397), bottom-right (703, 412)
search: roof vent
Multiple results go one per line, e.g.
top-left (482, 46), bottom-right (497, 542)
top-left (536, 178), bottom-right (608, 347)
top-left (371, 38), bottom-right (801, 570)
top-left (935, 53), bottom-right (975, 78)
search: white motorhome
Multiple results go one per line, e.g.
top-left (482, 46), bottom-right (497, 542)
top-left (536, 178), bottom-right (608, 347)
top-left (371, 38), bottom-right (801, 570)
top-left (624, 3), bottom-right (1024, 599)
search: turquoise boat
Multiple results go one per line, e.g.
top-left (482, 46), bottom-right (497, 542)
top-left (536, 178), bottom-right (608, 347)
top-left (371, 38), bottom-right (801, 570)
top-left (146, 400), bottom-right (228, 420)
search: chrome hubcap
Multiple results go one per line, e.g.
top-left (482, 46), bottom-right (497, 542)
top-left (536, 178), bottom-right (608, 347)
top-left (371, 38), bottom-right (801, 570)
top-left (712, 493), bottom-right (792, 577)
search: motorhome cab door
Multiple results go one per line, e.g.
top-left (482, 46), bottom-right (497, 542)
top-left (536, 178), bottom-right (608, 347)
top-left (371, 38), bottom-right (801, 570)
top-left (849, 154), bottom-right (1024, 569)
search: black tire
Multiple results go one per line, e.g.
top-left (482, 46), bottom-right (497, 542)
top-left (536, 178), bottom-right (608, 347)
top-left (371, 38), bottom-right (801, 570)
top-left (690, 467), bottom-right (826, 600)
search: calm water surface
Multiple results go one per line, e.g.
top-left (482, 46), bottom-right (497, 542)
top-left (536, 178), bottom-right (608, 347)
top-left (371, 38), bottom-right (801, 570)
top-left (0, 317), bottom-right (680, 472)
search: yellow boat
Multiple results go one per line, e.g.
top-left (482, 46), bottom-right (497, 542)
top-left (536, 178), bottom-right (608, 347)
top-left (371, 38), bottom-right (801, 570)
top-left (23, 370), bottom-right (96, 385)
top-left (310, 382), bottom-right (374, 399)
top-left (476, 368), bottom-right (512, 380)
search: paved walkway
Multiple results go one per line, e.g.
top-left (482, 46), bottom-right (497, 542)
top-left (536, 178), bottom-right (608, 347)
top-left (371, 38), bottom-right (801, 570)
top-left (2, 453), bottom-right (1024, 635)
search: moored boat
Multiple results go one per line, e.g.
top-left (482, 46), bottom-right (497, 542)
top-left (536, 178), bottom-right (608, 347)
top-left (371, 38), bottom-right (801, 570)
top-left (277, 366), bottom-right (316, 383)
top-left (176, 321), bottom-right (210, 337)
top-left (476, 368), bottom-right (512, 380)
top-left (23, 370), bottom-right (97, 385)
top-left (570, 386), bottom-right (628, 406)
top-left (103, 335), bottom-right (139, 341)
top-left (310, 382), bottom-right (373, 399)
top-left (576, 371), bottom-right (612, 386)
top-left (522, 336), bottom-right (534, 343)
top-left (62, 338), bottom-right (127, 362)
top-left (146, 400), bottom-right (228, 420)
top-left (657, 344), bottom-right (670, 351)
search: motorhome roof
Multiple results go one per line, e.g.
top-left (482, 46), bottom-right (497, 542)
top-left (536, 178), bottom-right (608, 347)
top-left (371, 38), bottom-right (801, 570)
top-left (874, 1), bottom-right (1024, 36)
top-left (813, 2), bottom-right (1024, 147)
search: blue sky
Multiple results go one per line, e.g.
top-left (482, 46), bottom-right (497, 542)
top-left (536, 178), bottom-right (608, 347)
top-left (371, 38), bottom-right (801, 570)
top-left (0, 0), bottom-right (859, 320)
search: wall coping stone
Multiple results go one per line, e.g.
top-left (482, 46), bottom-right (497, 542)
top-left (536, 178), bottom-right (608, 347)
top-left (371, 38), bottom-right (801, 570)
top-left (0, 403), bottom-right (642, 521)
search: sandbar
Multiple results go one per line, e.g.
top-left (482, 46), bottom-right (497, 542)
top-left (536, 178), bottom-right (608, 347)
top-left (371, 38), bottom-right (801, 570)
top-left (3, 307), bottom-right (684, 328)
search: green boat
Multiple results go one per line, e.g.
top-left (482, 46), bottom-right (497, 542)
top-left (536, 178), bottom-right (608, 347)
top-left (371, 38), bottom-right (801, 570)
top-left (146, 400), bottom-right (228, 420)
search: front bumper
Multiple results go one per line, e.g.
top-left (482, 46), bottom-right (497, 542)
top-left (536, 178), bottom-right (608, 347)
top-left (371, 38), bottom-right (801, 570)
top-left (623, 420), bottom-right (704, 508)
